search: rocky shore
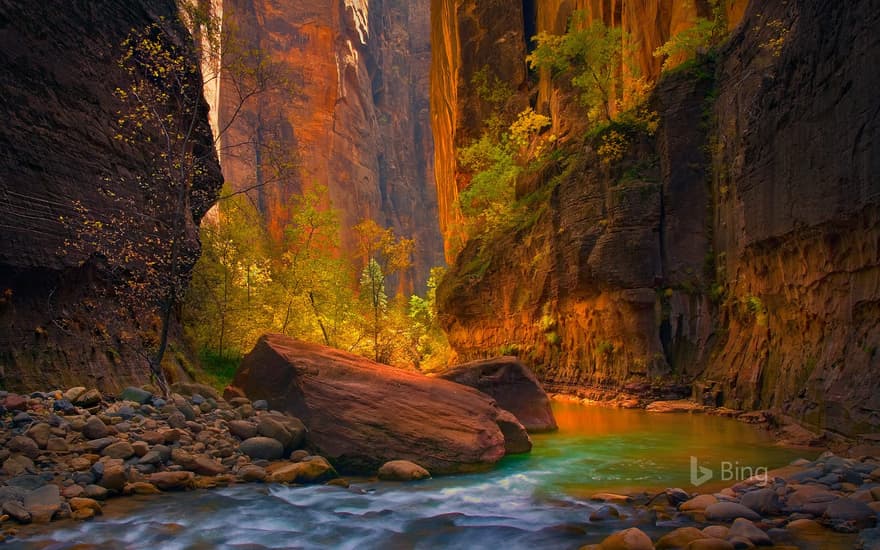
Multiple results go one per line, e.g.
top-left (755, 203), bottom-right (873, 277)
top-left (0, 383), bottom-right (425, 541)
top-left (581, 449), bottom-right (880, 549)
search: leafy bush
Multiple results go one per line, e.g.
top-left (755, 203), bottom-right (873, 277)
top-left (527, 13), bottom-right (624, 122)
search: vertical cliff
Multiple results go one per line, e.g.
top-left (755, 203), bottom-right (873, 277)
top-left (703, 0), bottom-right (880, 435)
top-left (431, 0), bottom-right (749, 261)
top-left (430, 0), bottom-right (529, 260)
top-left (435, 0), bottom-right (880, 436)
top-left (0, 0), bottom-right (223, 391)
top-left (220, 0), bottom-right (443, 290)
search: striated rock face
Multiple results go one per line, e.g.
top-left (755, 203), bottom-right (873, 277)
top-left (430, 0), bottom-right (529, 260)
top-left (0, 0), bottom-right (222, 391)
top-left (220, 0), bottom-right (443, 290)
top-left (436, 0), bottom-right (880, 435)
top-left (431, 0), bottom-right (748, 261)
top-left (703, 0), bottom-right (880, 434)
top-left (233, 334), bottom-right (523, 474)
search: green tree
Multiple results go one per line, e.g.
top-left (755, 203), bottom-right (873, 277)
top-left (359, 258), bottom-right (388, 362)
top-left (527, 14), bottom-right (624, 122)
top-left (184, 190), bottom-right (272, 361)
top-left (272, 185), bottom-right (354, 347)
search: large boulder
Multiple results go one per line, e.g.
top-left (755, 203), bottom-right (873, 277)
top-left (435, 356), bottom-right (557, 432)
top-left (233, 334), bottom-right (515, 474)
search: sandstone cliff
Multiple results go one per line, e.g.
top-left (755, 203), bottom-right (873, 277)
top-left (0, 0), bottom-right (223, 391)
top-left (220, 0), bottom-right (443, 290)
top-left (431, 0), bottom-right (748, 261)
top-left (435, 0), bottom-right (880, 437)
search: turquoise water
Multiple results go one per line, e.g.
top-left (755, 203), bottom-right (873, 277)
top-left (10, 402), bottom-right (825, 549)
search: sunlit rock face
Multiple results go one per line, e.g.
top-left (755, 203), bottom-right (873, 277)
top-left (220, 0), bottom-right (443, 291)
top-left (0, 0), bottom-right (222, 391)
top-left (431, 0), bottom-right (748, 261)
top-left (430, 0), bottom-right (530, 261)
top-left (435, 0), bottom-right (880, 435)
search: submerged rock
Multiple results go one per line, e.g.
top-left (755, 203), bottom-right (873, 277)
top-left (233, 334), bottom-right (514, 474)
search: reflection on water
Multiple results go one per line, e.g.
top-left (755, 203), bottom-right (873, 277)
top-left (531, 401), bottom-right (813, 494)
top-left (10, 402), bottom-right (838, 550)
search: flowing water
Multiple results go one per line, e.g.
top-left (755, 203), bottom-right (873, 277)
top-left (12, 402), bottom-right (853, 549)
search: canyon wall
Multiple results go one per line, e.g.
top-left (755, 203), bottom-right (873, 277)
top-left (431, 0), bottom-right (749, 261)
top-left (434, 0), bottom-right (880, 436)
top-left (220, 0), bottom-right (443, 290)
top-left (0, 0), bottom-right (223, 391)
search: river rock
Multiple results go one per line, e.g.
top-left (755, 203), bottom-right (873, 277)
top-left (148, 471), bottom-right (195, 490)
top-left (240, 437), bottom-right (284, 460)
top-left (728, 518), bottom-right (772, 545)
top-left (69, 497), bottom-right (102, 516)
top-left (3, 500), bottom-right (31, 523)
top-left (257, 414), bottom-right (306, 451)
top-left (496, 408), bottom-right (532, 454)
top-left (741, 487), bottom-right (781, 515)
top-left (233, 334), bottom-right (510, 474)
top-left (189, 455), bottom-right (226, 476)
top-left (377, 460), bottom-right (431, 481)
top-left (98, 460), bottom-right (127, 491)
top-left (705, 502), bottom-right (761, 521)
top-left (74, 389), bottom-right (102, 407)
top-left (25, 422), bottom-right (52, 448)
top-left (824, 497), bottom-right (877, 527)
top-left (702, 525), bottom-right (730, 539)
top-left (46, 436), bottom-right (68, 452)
top-left (681, 494), bottom-right (718, 511)
top-left (3, 393), bottom-right (28, 411)
top-left (655, 527), bottom-right (706, 549)
top-left (435, 356), bottom-right (557, 432)
top-left (266, 456), bottom-right (337, 484)
top-left (86, 437), bottom-right (118, 452)
top-left (8, 436), bottom-right (39, 459)
top-left (83, 484), bottom-right (108, 500)
top-left (23, 484), bottom-right (61, 523)
top-left (228, 420), bottom-right (258, 440)
top-left (82, 416), bottom-right (109, 440)
top-left (119, 386), bottom-right (152, 404)
top-left (126, 482), bottom-right (161, 495)
top-left (238, 465), bottom-right (267, 482)
top-left (102, 441), bottom-right (135, 459)
top-left (138, 450), bottom-right (164, 465)
top-left (598, 527), bottom-right (654, 550)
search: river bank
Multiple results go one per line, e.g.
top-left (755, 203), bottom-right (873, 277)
top-left (2, 390), bottom-right (879, 548)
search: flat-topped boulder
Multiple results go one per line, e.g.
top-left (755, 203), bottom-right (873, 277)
top-left (232, 334), bottom-right (517, 475)
top-left (435, 356), bottom-right (557, 432)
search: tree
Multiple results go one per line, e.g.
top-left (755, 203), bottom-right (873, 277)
top-left (272, 185), bottom-right (354, 347)
top-left (359, 258), bottom-right (388, 362)
top-left (184, 189), bottom-right (271, 361)
top-left (527, 14), bottom-right (624, 123)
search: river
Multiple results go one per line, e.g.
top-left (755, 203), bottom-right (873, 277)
top-left (12, 402), bottom-right (855, 549)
